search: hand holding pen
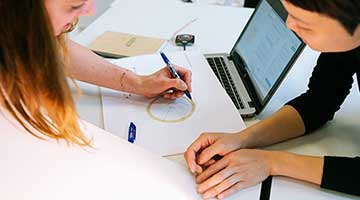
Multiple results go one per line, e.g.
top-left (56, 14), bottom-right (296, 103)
top-left (160, 52), bottom-right (193, 100)
top-left (137, 62), bottom-right (192, 99)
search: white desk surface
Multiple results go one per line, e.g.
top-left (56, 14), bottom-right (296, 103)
top-left (73, 0), bottom-right (360, 198)
top-left (76, 0), bottom-right (253, 54)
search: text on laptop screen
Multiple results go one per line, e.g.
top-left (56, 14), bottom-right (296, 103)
top-left (234, 0), bottom-right (302, 100)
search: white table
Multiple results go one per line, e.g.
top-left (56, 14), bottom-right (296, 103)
top-left (76, 0), bottom-right (253, 54)
top-left (73, 0), bottom-right (360, 199)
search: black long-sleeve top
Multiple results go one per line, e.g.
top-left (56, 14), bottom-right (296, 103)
top-left (286, 47), bottom-right (360, 196)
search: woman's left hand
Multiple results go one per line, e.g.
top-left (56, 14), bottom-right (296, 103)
top-left (139, 65), bottom-right (192, 99)
top-left (196, 149), bottom-right (272, 200)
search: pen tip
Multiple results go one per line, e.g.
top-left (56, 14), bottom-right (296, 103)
top-left (186, 93), bottom-right (192, 101)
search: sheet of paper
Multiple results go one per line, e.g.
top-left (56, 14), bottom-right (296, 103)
top-left (270, 177), bottom-right (360, 200)
top-left (0, 108), bottom-right (260, 200)
top-left (101, 52), bottom-right (246, 156)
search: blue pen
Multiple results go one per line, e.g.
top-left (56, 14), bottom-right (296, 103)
top-left (127, 122), bottom-right (136, 143)
top-left (160, 52), bottom-right (192, 100)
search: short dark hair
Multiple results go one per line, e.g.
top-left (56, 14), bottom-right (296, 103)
top-left (285, 0), bottom-right (360, 35)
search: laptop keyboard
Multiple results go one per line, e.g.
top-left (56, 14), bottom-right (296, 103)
top-left (206, 57), bottom-right (245, 109)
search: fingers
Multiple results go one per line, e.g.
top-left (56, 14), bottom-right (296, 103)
top-left (196, 158), bottom-right (251, 199)
top-left (217, 181), bottom-right (253, 199)
top-left (197, 165), bottom-right (232, 193)
top-left (158, 65), bottom-right (192, 99)
top-left (165, 79), bottom-right (188, 92)
top-left (161, 79), bottom-right (187, 99)
top-left (185, 133), bottom-right (218, 174)
top-left (202, 159), bottom-right (216, 167)
top-left (202, 173), bottom-right (244, 199)
top-left (196, 158), bottom-right (228, 184)
top-left (197, 143), bottom-right (223, 165)
top-left (174, 66), bottom-right (192, 92)
top-left (198, 164), bottom-right (255, 199)
top-left (163, 91), bottom-right (184, 99)
top-left (163, 93), bottom-right (173, 99)
top-left (185, 146), bottom-right (203, 174)
top-left (196, 149), bottom-right (271, 199)
top-left (143, 66), bottom-right (191, 98)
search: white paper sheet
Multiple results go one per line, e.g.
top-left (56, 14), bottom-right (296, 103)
top-left (101, 52), bottom-right (246, 156)
top-left (270, 177), bottom-right (360, 200)
top-left (0, 108), bottom-right (260, 200)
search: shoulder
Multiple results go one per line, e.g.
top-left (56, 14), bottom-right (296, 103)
top-left (313, 48), bottom-right (359, 78)
top-left (318, 47), bottom-right (360, 66)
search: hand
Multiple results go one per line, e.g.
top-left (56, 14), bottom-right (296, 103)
top-left (139, 65), bottom-right (192, 99)
top-left (184, 132), bottom-right (244, 174)
top-left (196, 149), bottom-right (272, 199)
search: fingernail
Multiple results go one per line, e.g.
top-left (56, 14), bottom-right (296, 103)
top-left (179, 80), bottom-right (187, 90)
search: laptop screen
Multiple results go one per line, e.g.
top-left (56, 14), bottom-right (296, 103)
top-left (233, 0), bottom-right (303, 102)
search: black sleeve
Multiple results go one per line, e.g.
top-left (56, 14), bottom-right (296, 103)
top-left (286, 50), bottom-right (358, 134)
top-left (321, 156), bottom-right (360, 196)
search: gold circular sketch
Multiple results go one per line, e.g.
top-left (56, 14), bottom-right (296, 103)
top-left (146, 96), bottom-right (195, 123)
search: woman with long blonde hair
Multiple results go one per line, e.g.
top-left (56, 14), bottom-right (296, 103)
top-left (0, 0), bottom-right (192, 146)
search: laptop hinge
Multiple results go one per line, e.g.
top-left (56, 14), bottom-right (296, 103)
top-left (231, 52), bottom-right (262, 112)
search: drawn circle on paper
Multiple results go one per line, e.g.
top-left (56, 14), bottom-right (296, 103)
top-left (146, 96), bottom-right (195, 123)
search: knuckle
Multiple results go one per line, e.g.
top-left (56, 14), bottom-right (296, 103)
top-left (222, 179), bottom-right (232, 187)
top-left (242, 171), bottom-right (250, 179)
top-left (225, 154), bottom-right (235, 162)
top-left (236, 181), bottom-right (249, 190)
top-left (212, 186), bottom-right (222, 195)
top-left (201, 132), bottom-right (208, 136)
top-left (184, 150), bottom-right (191, 158)
top-left (200, 132), bottom-right (209, 139)
top-left (212, 173), bottom-right (224, 182)
top-left (235, 184), bottom-right (244, 192)
top-left (218, 172), bottom-right (227, 180)
top-left (217, 142), bottom-right (227, 151)
top-left (221, 168), bottom-right (232, 178)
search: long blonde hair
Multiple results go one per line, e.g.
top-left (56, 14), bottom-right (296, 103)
top-left (0, 0), bottom-right (90, 146)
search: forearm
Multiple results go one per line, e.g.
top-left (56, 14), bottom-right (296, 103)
top-left (239, 105), bottom-right (305, 148)
top-left (66, 39), bottom-right (143, 94)
top-left (269, 151), bottom-right (324, 185)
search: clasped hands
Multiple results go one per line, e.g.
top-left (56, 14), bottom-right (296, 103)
top-left (185, 132), bottom-right (273, 199)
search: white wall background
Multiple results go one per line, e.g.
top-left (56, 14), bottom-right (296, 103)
top-left (73, 0), bottom-right (245, 35)
top-left (78, 0), bottom-right (115, 30)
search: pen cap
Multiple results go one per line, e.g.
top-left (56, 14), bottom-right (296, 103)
top-left (128, 122), bottom-right (137, 143)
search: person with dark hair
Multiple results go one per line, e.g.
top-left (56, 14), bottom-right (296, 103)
top-left (185, 0), bottom-right (360, 199)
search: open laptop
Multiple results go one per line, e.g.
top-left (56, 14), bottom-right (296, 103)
top-left (205, 0), bottom-right (305, 118)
